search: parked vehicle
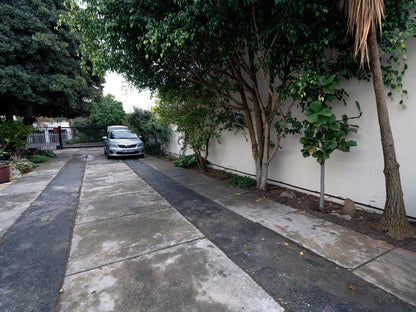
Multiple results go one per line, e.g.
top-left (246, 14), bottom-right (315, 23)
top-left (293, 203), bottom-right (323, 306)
top-left (103, 129), bottom-right (144, 159)
top-left (106, 125), bottom-right (128, 132)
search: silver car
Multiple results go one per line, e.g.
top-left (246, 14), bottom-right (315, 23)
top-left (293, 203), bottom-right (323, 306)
top-left (103, 129), bottom-right (145, 159)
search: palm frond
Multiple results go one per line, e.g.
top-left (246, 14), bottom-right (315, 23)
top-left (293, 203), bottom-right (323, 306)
top-left (340, 0), bottom-right (385, 66)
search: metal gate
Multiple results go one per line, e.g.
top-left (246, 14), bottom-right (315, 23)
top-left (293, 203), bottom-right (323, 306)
top-left (27, 126), bottom-right (106, 150)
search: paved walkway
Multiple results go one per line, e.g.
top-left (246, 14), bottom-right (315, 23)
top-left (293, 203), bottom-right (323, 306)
top-left (139, 158), bottom-right (416, 302)
top-left (0, 148), bottom-right (415, 311)
top-left (0, 151), bottom-right (85, 311)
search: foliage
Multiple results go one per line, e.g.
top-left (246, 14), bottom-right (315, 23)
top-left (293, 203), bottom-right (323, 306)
top-left (341, 0), bottom-right (416, 239)
top-left (340, 1), bottom-right (416, 104)
top-left (378, 1), bottom-right (416, 105)
top-left (89, 95), bottom-right (126, 127)
top-left (64, 94), bottom-right (123, 144)
top-left (36, 150), bottom-right (57, 158)
top-left (68, 0), bottom-right (415, 190)
top-left (28, 155), bottom-right (51, 163)
top-left (127, 108), bottom-right (170, 155)
top-left (300, 102), bottom-right (358, 164)
top-left (0, 0), bottom-right (104, 123)
top-left (68, 117), bottom-right (106, 143)
top-left (67, 0), bottom-right (355, 189)
top-left (156, 87), bottom-right (244, 171)
top-left (174, 154), bottom-right (209, 169)
top-left (13, 158), bottom-right (36, 174)
top-left (298, 71), bottom-right (360, 211)
top-left (227, 173), bottom-right (254, 189)
top-left (143, 142), bottom-right (162, 156)
top-left (299, 73), bottom-right (360, 164)
top-left (28, 150), bottom-right (57, 163)
top-left (127, 108), bottom-right (152, 133)
top-left (0, 120), bottom-right (33, 154)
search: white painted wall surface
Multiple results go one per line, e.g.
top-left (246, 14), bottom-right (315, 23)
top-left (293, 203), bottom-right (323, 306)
top-left (166, 37), bottom-right (416, 218)
top-left (166, 129), bottom-right (183, 156)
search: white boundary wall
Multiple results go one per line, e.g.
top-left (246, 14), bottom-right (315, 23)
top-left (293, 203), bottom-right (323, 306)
top-left (166, 38), bottom-right (416, 218)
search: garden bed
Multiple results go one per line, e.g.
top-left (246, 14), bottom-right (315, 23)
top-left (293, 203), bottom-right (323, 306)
top-left (190, 166), bottom-right (416, 253)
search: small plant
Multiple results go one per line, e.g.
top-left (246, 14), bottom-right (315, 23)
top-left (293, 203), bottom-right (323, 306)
top-left (13, 158), bottom-right (36, 174)
top-left (28, 155), bottom-right (51, 163)
top-left (175, 154), bottom-right (210, 169)
top-left (0, 150), bottom-right (9, 160)
top-left (227, 173), bottom-right (254, 188)
top-left (175, 154), bottom-right (200, 168)
top-left (0, 120), bottom-right (33, 155)
top-left (145, 142), bottom-right (164, 156)
top-left (36, 150), bottom-right (56, 158)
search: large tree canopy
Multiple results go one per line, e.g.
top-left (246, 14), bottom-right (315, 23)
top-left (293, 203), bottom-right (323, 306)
top-left (89, 94), bottom-right (125, 127)
top-left (69, 0), bottom-right (414, 192)
top-left (0, 0), bottom-right (103, 123)
top-left (70, 0), bottom-right (359, 190)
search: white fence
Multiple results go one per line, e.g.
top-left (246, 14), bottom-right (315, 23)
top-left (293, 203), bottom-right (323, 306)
top-left (27, 128), bottom-right (71, 150)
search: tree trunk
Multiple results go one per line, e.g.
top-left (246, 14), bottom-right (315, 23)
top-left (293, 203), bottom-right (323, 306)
top-left (253, 136), bottom-right (272, 191)
top-left (195, 149), bottom-right (206, 171)
top-left (23, 104), bottom-right (34, 125)
top-left (367, 25), bottom-right (416, 240)
top-left (254, 157), bottom-right (261, 187)
top-left (5, 106), bottom-right (13, 121)
top-left (319, 160), bottom-right (325, 211)
top-left (258, 161), bottom-right (269, 191)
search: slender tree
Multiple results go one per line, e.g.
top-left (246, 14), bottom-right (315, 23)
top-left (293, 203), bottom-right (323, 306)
top-left (341, 0), bottom-right (416, 239)
top-left (156, 86), bottom-right (244, 171)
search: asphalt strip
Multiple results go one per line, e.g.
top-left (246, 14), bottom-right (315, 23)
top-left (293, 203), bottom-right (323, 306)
top-left (125, 159), bottom-right (415, 312)
top-left (0, 153), bottom-right (85, 312)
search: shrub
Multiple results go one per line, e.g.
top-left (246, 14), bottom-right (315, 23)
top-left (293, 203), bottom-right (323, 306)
top-left (175, 154), bottom-right (197, 168)
top-left (36, 150), bottom-right (56, 158)
top-left (0, 120), bottom-right (33, 154)
top-left (174, 154), bottom-right (211, 169)
top-left (227, 173), bottom-right (254, 188)
top-left (145, 142), bottom-right (164, 156)
top-left (14, 160), bottom-right (36, 174)
top-left (29, 155), bottom-right (50, 163)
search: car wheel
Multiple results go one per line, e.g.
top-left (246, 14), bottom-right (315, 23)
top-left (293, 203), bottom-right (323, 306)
top-left (107, 154), bottom-right (112, 159)
top-left (139, 154), bottom-right (145, 159)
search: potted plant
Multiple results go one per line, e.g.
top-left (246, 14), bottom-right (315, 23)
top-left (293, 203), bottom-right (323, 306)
top-left (0, 152), bottom-right (10, 184)
top-left (0, 150), bottom-right (9, 160)
top-left (0, 163), bottom-right (10, 183)
top-left (0, 120), bottom-right (33, 183)
top-left (0, 146), bottom-right (10, 183)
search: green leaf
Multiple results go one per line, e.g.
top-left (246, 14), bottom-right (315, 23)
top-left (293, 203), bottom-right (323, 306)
top-left (319, 108), bottom-right (333, 117)
top-left (309, 101), bottom-right (322, 113)
top-left (344, 140), bottom-right (357, 147)
top-left (306, 113), bottom-right (319, 124)
top-left (324, 140), bottom-right (337, 151)
top-left (355, 101), bottom-right (361, 114)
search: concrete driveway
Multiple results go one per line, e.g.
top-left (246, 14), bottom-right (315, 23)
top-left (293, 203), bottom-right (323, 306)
top-left (0, 148), bottom-right (414, 312)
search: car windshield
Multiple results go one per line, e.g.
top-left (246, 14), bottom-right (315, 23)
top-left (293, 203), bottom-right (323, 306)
top-left (110, 130), bottom-right (138, 140)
